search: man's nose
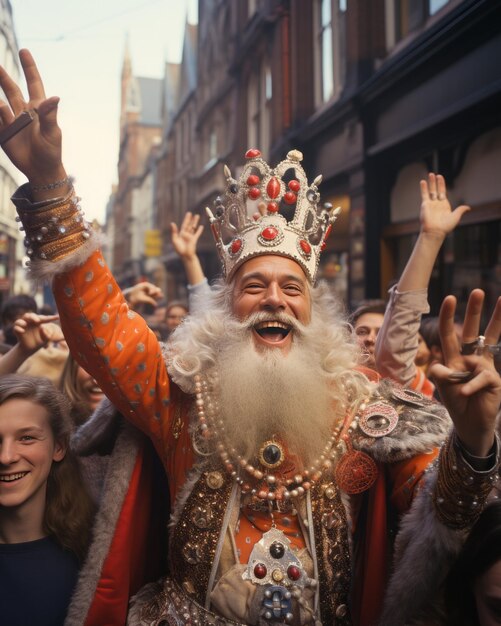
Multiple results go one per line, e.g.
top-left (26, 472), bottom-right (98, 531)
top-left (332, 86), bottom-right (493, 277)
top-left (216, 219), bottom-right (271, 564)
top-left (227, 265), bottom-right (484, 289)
top-left (365, 329), bottom-right (377, 344)
top-left (261, 283), bottom-right (286, 310)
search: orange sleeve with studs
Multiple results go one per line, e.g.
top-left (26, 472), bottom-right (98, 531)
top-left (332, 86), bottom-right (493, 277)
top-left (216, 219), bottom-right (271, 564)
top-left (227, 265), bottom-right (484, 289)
top-left (53, 250), bottom-right (194, 502)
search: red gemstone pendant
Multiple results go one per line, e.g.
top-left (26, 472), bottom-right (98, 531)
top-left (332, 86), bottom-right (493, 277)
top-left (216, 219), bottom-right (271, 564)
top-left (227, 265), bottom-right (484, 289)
top-left (283, 191), bottom-right (297, 205)
top-left (288, 180), bottom-right (300, 192)
top-left (247, 174), bottom-right (260, 186)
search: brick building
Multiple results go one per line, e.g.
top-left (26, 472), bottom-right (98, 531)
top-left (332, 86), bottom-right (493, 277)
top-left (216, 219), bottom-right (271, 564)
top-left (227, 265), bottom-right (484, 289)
top-left (113, 0), bottom-right (501, 315)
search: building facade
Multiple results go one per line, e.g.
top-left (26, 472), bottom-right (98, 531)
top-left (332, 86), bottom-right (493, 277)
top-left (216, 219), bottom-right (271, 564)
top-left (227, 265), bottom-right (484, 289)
top-left (0, 0), bottom-right (28, 304)
top-left (110, 0), bottom-right (501, 315)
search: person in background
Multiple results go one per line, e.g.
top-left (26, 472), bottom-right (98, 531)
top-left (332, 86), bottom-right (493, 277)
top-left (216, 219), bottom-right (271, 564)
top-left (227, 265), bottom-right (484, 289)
top-left (59, 354), bottom-right (105, 428)
top-left (0, 293), bottom-right (37, 346)
top-left (375, 173), bottom-right (469, 397)
top-left (349, 299), bottom-right (386, 370)
top-left (0, 374), bottom-right (94, 626)
top-left (0, 311), bottom-right (68, 385)
top-left (2, 50), bottom-right (501, 626)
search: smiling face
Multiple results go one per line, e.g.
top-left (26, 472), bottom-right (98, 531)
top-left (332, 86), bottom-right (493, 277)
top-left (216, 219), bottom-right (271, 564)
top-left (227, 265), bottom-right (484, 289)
top-left (0, 398), bottom-right (65, 515)
top-left (231, 255), bottom-right (311, 352)
top-left (76, 365), bottom-right (104, 411)
top-left (353, 312), bottom-right (384, 368)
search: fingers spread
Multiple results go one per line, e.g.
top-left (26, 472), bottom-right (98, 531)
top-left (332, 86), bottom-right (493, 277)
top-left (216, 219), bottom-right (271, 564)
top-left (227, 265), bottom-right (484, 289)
top-left (461, 289), bottom-right (485, 343)
top-left (19, 49), bottom-right (46, 102)
top-left (0, 100), bottom-right (14, 126)
top-left (37, 96), bottom-right (60, 136)
top-left (439, 295), bottom-right (460, 363)
top-left (484, 296), bottom-right (501, 347)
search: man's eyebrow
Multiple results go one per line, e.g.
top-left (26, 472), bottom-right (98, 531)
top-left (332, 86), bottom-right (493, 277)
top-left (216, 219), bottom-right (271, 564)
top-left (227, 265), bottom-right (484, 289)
top-left (239, 271), bottom-right (306, 285)
top-left (15, 426), bottom-right (45, 435)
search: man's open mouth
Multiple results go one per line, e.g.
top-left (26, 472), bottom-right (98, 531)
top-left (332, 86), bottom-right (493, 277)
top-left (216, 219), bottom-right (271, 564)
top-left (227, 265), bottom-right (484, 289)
top-left (0, 472), bottom-right (28, 483)
top-left (254, 320), bottom-right (292, 343)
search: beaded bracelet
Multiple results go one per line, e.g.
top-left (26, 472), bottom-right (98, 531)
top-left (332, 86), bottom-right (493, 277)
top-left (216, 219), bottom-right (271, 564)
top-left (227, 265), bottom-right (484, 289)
top-left (30, 176), bottom-right (72, 192)
top-left (433, 433), bottom-right (499, 530)
top-left (16, 188), bottom-right (93, 263)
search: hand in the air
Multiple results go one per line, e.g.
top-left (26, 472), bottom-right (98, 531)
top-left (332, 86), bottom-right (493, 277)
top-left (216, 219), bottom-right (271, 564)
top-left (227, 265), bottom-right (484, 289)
top-left (171, 212), bottom-right (204, 260)
top-left (419, 173), bottom-right (470, 239)
top-left (0, 49), bottom-right (66, 186)
top-left (13, 312), bottom-right (65, 356)
top-left (430, 289), bottom-right (501, 456)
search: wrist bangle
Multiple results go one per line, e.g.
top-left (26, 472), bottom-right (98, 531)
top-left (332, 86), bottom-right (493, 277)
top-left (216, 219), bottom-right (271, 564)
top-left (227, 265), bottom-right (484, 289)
top-left (30, 176), bottom-right (72, 192)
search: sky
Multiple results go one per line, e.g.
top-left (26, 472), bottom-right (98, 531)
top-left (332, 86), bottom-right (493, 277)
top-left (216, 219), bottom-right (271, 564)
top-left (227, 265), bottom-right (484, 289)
top-left (11, 0), bottom-right (198, 223)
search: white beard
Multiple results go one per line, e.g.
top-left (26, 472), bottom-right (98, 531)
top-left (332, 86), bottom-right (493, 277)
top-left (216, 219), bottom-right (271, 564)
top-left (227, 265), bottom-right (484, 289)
top-left (216, 331), bottom-right (341, 467)
top-left (166, 278), bottom-right (371, 467)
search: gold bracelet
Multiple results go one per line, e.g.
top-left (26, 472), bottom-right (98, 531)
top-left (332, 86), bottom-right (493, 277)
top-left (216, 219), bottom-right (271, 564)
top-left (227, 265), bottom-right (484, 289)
top-left (16, 189), bottom-right (93, 263)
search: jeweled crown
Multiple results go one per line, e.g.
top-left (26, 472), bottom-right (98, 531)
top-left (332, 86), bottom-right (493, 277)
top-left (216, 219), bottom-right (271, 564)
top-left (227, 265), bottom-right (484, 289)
top-left (206, 148), bottom-right (340, 283)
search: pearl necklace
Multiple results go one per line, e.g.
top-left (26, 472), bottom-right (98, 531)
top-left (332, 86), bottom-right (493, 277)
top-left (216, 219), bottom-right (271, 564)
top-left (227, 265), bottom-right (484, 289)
top-left (193, 372), bottom-right (360, 502)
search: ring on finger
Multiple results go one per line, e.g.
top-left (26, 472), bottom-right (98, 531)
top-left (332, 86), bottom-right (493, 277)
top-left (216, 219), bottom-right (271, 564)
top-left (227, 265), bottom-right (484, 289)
top-left (0, 109), bottom-right (36, 146)
top-left (430, 192), bottom-right (437, 200)
top-left (447, 370), bottom-right (474, 383)
top-left (461, 335), bottom-right (492, 356)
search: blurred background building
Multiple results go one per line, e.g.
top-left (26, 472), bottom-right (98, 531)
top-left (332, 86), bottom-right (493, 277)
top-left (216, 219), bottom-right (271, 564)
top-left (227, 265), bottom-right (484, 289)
top-left (0, 0), bottom-right (28, 308)
top-left (109, 0), bottom-right (501, 316)
top-left (2, 0), bottom-right (499, 316)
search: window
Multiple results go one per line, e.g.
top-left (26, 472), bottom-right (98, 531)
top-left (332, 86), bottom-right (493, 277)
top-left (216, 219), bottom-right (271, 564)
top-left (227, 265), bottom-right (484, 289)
top-left (247, 60), bottom-right (272, 156)
top-left (395, 0), bottom-right (451, 41)
top-left (314, 0), bottom-right (347, 106)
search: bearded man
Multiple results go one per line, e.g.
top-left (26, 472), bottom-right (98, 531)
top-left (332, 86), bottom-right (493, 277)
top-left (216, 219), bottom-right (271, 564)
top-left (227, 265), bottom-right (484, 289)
top-left (2, 50), bottom-right (501, 626)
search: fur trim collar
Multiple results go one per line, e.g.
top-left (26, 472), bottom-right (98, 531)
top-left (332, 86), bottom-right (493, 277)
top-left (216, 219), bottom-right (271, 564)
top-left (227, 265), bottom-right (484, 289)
top-left (351, 380), bottom-right (451, 463)
top-left (64, 424), bottom-right (142, 626)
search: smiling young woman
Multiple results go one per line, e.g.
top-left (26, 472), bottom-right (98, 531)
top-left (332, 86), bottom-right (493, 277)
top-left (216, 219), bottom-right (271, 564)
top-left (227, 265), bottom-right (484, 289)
top-left (0, 374), bottom-right (94, 626)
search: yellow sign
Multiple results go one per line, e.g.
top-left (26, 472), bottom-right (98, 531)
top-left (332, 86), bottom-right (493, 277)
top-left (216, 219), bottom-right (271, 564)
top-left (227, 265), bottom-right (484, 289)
top-left (144, 229), bottom-right (162, 257)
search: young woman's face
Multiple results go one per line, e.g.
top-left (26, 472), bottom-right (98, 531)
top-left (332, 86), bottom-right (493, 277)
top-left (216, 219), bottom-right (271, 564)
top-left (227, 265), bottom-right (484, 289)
top-left (0, 398), bottom-right (65, 511)
top-left (75, 365), bottom-right (104, 411)
top-left (475, 560), bottom-right (501, 625)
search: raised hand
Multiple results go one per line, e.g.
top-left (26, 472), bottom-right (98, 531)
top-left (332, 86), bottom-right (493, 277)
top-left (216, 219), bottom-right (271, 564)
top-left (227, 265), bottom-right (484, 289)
top-left (0, 49), bottom-right (67, 194)
top-left (170, 212), bottom-right (204, 260)
top-left (123, 281), bottom-right (163, 311)
top-left (419, 173), bottom-right (470, 239)
top-left (13, 312), bottom-right (64, 356)
top-left (430, 289), bottom-right (501, 456)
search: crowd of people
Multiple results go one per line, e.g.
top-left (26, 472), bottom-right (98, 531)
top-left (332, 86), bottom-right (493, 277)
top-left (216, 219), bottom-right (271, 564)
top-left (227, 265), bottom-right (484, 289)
top-left (0, 49), bottom-right (500, 626)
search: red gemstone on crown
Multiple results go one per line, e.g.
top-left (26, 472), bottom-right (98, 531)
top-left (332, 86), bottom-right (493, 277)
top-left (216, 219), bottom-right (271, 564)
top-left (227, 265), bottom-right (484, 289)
top-left (287, 565), bottom-right (301, 581)
top-left (283, 191), bottom-right (297, 205)
top-left (254, 563), bottom-right (267, 579)
top-left (299, 239), bottom-right (311, 255)
top-left (248, 187), bottom-right (261, 200)
top-left (247, 174), bottom-right (260, 186)
top-left (288, 180), bottom-right (300, 192)
top-left (230, 239), bottom-right (242, 254)
top-left (266, 177), bottom-right (280, 199)
top-left (267, 202), bottom-right (279, 213)
top-left (262, 227), bottom-right (278, 241)
top-left (245, 148), bottom-right (261, 159)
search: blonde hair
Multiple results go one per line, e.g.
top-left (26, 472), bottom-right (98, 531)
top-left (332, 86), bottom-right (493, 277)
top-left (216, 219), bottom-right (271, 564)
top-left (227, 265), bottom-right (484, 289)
top-left (0, 374), bottom-right (95, 561)
top-left (59, 353), bottom-right (93, 427)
